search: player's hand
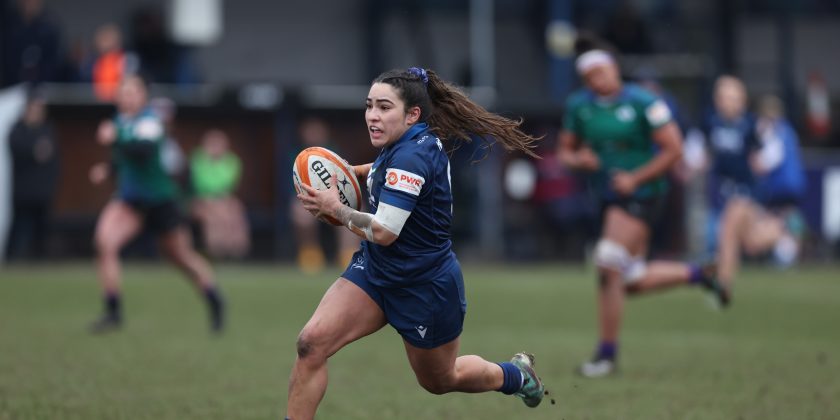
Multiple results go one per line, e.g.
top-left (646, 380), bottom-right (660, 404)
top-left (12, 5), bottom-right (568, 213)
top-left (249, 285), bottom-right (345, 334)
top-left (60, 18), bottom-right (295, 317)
top-left (89, 162), bottom-right (110, 185)
top-left (749, 153), bottom-right (770, 176)
top-left (297, 175), bottom-right (342, 220)
top-left (575, 147), bottom-right (601, 171)
top-left (611, 171), bottom-right (638, 196)
top-left (97, 121), bottom-right (116, 146)
top-left (353, 163), bottom-right (372, 179)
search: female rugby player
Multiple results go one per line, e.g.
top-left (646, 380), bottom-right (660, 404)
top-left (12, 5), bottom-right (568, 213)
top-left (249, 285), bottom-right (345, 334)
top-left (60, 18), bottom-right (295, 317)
top-left (88, 74), bottom-right (223, 333)
top-left (558, 49), bottom-right (728, 378)
top-left (288, 68), bottom-right (547, 419)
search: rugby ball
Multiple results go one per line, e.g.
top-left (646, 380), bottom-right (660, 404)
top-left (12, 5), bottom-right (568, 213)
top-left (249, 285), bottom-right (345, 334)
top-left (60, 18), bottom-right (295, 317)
top-left (292, 147), bottom-right (362, 226)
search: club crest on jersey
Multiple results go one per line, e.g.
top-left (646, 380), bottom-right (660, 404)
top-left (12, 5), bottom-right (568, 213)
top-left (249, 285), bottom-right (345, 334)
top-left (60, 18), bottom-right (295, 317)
top-left (616, 105), bottom-right (636, 122)
top-left (384, 168), bottom-right (424, 196)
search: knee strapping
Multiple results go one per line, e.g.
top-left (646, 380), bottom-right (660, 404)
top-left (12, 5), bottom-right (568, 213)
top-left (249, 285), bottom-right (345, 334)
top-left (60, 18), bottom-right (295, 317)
top-left (593, 239), bottom-right (646, 283)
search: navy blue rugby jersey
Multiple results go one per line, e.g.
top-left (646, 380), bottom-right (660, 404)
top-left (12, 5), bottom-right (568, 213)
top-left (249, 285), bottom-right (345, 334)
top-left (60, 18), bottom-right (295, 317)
top-left (704, 112), bottom-right (758, 188)
top-left (361, 122), bottom-right (457, 287)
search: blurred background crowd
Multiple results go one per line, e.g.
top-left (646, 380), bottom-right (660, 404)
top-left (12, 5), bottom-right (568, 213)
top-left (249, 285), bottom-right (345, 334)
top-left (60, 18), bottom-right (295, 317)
top-left (2, 0), bottom-right (840, 270)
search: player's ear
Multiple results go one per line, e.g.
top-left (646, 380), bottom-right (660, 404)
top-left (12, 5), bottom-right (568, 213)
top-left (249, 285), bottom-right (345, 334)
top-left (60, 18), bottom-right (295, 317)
top-left (405, 106), bottom-right (421, 125)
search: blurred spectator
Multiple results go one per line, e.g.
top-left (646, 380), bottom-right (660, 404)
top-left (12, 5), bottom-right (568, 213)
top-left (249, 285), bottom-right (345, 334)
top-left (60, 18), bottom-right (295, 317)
top-left (189, 129), bottom-right (250, 259)
top-left (82, 23), bottom-right (138, 102)
top-left (716, 94), bottom-right (806, 288)
top-left (1, 0), bottom-right (63, 87)
top-left (5, 90), bottom-right (58, 260)
top-left (291, 117), bottom-right (360, 273)
top-left (697, 75), bottom-right (759, 253)
top-left (129, 5), bottom-right (200, 85)
top-left (804, 71), bottom-right (831, 144)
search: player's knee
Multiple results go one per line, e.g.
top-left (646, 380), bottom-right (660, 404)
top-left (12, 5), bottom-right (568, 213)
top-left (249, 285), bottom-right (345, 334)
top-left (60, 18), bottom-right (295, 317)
top-left (417, 375), bottom-right (455, 395)
top-left (593, 239), bottom-right (646, 284)
top-left (94, 236), bottom-right (118, 256)
top-left (624, 282), bottom-right (642, 295)
top-left (724, 198), bottom-right (752, 222)
top-left (295, 328), bottom-right (329, 364)
top-left (295, 333), bottom-right (316, 360)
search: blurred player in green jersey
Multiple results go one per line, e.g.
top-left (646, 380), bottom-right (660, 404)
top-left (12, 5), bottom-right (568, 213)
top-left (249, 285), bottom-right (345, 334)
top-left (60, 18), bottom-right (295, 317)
top-left (558, 45), bottom-right (727, 377)
top-left (88, 74), bottom-right (223, 333)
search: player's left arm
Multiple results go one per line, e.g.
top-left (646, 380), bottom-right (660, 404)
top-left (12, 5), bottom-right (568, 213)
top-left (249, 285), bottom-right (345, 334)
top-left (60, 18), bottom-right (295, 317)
top-left (634, 121), bottom-right (683, 184)
top-left (353, 163), bottom-right (372, 179)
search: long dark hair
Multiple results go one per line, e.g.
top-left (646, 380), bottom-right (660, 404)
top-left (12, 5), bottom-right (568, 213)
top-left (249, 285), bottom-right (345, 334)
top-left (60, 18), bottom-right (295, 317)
top-left (373, 68), bottom-right (540, 158)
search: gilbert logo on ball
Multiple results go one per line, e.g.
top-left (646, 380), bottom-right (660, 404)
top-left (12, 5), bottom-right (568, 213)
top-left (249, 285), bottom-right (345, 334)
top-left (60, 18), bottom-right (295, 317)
top-left (292, 147), bottom-right (362, 226)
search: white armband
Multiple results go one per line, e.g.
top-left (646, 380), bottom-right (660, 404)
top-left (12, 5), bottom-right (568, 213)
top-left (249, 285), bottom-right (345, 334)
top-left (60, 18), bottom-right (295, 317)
top-left (373, 202), bottom-right (411, 236)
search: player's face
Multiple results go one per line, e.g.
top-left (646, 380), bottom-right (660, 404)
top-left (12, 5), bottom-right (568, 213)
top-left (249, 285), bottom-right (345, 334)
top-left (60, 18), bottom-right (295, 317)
top-left (116, 77), bottom-right (147, 116)
top-left (365, 82), bottom-right (414, 148)
top-left (714, 81), bottom-right (747, 121)
top-left (583, 63), bottom-right (621, 96)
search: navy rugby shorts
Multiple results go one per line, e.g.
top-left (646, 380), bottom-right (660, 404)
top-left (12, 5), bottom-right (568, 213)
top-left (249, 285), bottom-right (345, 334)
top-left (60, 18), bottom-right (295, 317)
top-left (341, 250), bottom-right (466, 349)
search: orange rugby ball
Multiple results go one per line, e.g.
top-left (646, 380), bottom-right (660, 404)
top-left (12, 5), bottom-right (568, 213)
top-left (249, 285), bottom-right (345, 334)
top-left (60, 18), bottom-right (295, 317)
top-left (292, 147), bottom-right (362, 226)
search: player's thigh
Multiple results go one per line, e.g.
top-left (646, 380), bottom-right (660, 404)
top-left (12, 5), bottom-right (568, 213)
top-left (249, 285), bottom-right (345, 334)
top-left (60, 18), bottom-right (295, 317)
top-left (94, 200), bottom-right (143, 250)
top-left (298, 278), bottom-right (386, 358)
top-left (403, 337), bottom-right (459, 383)
top-left (743, 213), bottom-right (784, 255)
top-left (157, 226), bottom-right (195, 261)
top-left (602, 206), bottom-right (650, 255)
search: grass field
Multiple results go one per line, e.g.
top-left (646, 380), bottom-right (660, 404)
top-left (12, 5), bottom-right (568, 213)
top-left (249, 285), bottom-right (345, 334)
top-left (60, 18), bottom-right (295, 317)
top-left (1, 262), bottom-right (839, 419)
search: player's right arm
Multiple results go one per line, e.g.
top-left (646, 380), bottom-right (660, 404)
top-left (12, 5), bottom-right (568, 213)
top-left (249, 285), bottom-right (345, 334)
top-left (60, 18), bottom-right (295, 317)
top-left (89, 161), bottom-right (111, 185)
top-left (557, 93), bottom-right (600, 171)
top-left (558, 130), bottom-right (600, 171)
top-left (97, 120), bottom-right (116, 146)
top-left (91, 120), bottom-right (117, 185)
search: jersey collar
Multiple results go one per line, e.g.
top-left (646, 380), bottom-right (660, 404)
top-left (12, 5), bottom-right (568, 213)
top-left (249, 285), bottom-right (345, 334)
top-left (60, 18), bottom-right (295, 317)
top-left (586, 85), bottom-right (630, 106)
top-left (391, 122), bottom-right (429, 148)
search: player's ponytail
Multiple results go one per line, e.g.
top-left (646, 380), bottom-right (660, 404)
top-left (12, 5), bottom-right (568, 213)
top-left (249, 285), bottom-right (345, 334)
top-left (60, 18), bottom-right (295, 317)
top-left (373, 68), bottom-right (540, 158)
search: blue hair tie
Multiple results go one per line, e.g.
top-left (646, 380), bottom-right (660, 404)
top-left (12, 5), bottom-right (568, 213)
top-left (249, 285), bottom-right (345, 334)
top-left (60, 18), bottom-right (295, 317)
top-left (408, 67), bottom-right (428, 85)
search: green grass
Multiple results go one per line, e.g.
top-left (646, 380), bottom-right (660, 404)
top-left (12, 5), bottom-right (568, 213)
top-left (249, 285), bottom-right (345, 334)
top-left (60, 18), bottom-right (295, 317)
top-left (1, 262), bottom-right (839, 419)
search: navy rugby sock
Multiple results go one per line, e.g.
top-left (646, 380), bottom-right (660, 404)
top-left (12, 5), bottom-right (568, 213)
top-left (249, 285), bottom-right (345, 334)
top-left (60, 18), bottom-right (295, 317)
top-left (688, 264), bottom-right (704, 284)
top-left (104, 293), bottom-right (121, 320)
top-left (496, 362), bottom-right (524, 395)
top-left (203, 286), bottom-right (224, 329)
top-left (595, 341), bottom-right (617, 361)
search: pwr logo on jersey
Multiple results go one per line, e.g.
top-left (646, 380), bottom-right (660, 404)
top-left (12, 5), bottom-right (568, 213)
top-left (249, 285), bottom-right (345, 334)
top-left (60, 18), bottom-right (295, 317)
top-left (384, 168), bottom-right (424, 196)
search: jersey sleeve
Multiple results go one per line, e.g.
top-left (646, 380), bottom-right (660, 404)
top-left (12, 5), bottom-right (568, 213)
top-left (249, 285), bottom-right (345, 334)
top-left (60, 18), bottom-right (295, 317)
top-left (645, 99), bottom-right (673, 129)
top-left (631, 85), bottom-right (672, 130)
top-left (378, 145), bottom-right (432, 212)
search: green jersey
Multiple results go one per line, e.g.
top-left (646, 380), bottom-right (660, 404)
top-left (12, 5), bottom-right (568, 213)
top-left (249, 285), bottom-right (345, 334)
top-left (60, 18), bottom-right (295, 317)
top-left (564, 83), bottom-right (672, 200)
top-left (112, 106), bottom-right (178, 202)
